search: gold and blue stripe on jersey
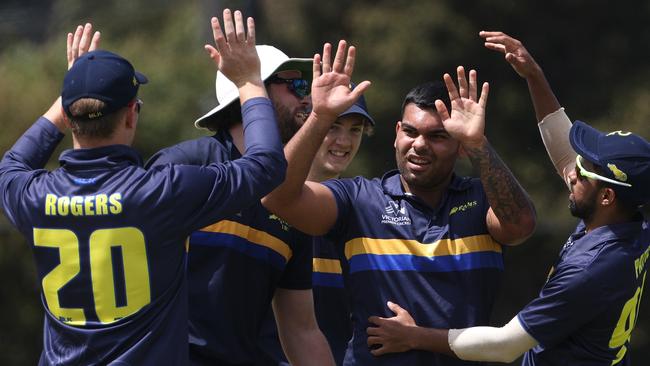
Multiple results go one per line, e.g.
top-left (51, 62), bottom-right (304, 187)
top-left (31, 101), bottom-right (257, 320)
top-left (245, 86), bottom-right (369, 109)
top-left (344, 234), bottom-right (502, 273)
top-left (313, 257), bottom-right (344, 288)
top-left (312, 236), bottom-right (345, 288)
top-left (190, 219), bottom-right (292, 270)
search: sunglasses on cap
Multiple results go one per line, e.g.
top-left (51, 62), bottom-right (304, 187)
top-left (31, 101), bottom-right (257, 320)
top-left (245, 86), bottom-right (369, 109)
top-left (575, 155), bottom-right (632, 187)
top-left (267, 75), bottom-right (310, 99)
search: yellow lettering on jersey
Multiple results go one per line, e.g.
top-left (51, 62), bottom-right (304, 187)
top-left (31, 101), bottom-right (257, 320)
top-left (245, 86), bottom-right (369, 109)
top-left (109, 193), bottom-right (122, 214)
top-left (84, 196), bottom-right (95, 216)
top-left (44, 194), bottom-right (123, 216)
top-left (95, 194), bottom-right (108, 215)
top-left (90, 228), bottom-right (151, 323)
top-left (635, 246), bottom-right (650, 279)
top-left (70, 196), bottom-right (83, 216)
top-left (33, 228), bottom-right (86, 325)
top-left (57, 196), bottom-right (70, 216)
top-left (45, 194), bottom-right (57, 216)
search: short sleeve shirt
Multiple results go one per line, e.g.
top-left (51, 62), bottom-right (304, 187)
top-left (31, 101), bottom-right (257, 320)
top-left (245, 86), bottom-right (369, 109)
top-left (322, 170), bottom-right (503, 366)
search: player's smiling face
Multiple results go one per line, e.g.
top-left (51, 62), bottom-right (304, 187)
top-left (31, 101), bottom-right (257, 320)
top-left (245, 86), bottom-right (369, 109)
top-left (312, 115), bottom-right (365, 178)
top-left (267, 69), bottom-right (311, 143)
top-left (394, 103), bottom-right (460, 191)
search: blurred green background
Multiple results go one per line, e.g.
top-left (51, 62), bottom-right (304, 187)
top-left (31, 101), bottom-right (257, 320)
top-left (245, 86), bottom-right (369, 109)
top-left (1, 0), bottom-right (648, 364)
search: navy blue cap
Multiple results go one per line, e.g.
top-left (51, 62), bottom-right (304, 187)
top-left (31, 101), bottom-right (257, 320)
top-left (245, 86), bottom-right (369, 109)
top-left (570, 120), bottom-right (650, 207)
top-left (338, 83), bottom-right (375, 126)
top-left (61, 50), bottom-right (148, 119)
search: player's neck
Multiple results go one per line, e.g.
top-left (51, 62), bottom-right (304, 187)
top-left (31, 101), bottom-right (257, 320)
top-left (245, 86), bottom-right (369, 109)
top-left (72, 133), bottom-right (131, 149)
top-left (584, 206), bottom-right (636, 232)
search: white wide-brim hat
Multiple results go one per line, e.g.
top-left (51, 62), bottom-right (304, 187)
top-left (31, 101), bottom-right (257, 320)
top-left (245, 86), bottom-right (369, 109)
top-left (194, 45), bottom-right (312, 129)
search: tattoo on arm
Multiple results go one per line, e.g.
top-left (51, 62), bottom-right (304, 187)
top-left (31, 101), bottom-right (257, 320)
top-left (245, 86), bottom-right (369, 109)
top-left (465, 142), bottom-right (533, 224)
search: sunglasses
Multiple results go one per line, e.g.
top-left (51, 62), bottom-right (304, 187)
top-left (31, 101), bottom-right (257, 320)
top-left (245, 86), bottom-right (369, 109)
top-left (267, 75), bottom-right (310, 99)
top-left (575, 155), bottom-right (631, 187)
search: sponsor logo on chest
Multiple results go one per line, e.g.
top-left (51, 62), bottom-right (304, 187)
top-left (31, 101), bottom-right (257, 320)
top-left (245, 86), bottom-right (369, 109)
top-left (381, 200), bottom-right (411, 226)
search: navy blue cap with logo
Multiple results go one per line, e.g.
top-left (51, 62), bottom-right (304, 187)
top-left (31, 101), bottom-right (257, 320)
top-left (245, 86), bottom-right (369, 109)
top-left (61, 50), bottom-right (148, 119)
top-left (570, 120), bottom-right (650, 207)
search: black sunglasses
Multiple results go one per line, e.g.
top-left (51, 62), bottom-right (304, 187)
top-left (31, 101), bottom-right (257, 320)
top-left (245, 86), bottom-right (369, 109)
top-left (267, 75), bottom-right (310, 99)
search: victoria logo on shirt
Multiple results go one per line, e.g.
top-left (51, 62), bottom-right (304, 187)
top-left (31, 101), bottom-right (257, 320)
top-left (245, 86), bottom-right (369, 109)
top-left (381, 200), bottom-right (411, 226)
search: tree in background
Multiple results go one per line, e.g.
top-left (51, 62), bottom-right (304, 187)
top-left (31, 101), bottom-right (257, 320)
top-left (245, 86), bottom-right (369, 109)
top-left (0, 0), bottom-right (648, 364)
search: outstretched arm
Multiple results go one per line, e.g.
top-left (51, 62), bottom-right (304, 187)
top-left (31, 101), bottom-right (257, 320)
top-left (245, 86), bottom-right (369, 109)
top-left (1, 23), bottom-right (100, 222)
top-left (480, 31), bottom-right (575, 184)
top-left (436, 67), bottom-right (536, 245)
top-left (367, 302), bottom-right (537, 363)
top-left (171, 9), bottom-right (288, 231)
top-left (262, 41), bottom-right (371, 236)
top-left (273, 289), bottom-right (335, 366)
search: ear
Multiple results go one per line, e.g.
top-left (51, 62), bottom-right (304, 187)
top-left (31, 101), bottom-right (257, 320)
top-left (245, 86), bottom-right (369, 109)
top-left (62, 113), bottom-right (73, 129)
top-left (394, 121), bottom-right (401, 148)
top-left (600, 187), bottom-right (616, 207)
top-left (124, 104), bottom-right (138, 129)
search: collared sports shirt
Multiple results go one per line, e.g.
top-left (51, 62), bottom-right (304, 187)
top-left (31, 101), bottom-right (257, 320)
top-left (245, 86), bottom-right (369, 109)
top-left (322, 170), bottom-right (503, 366)
top-left (147, 124), bottom-right (312, 366)
top-left (312, 235), bottom-right (353, 365)
top-left (518, 217), bottom-right (649, 365)
top-left (0, 97), bottom-right (285, 366)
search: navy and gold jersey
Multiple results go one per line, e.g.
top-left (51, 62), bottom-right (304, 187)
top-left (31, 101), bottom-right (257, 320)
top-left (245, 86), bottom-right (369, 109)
top-left (312, 236), bottom-right (352, 366)
top-left (255, 235), bottom-right (350, 366)
top-left (147, 127), bottom-right (312, 366)
top-left (518, 217), bottom-right (649, 365)
top-left (322, 171), bottom-right (503, 366)
top-left (0, 98), bottom-right (286, 365)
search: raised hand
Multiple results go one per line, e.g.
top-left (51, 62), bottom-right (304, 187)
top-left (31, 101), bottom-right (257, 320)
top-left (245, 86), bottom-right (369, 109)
top-left (310, 40), bottom-right (371, 121)
top-left (204, 9), bottom-right (261, 88)
top-left (479, 31), bottom-right (541, 79)
top-left (67, 23), bottom-right (101, 69)
top-left (435, 66), bottom-right (489, 148)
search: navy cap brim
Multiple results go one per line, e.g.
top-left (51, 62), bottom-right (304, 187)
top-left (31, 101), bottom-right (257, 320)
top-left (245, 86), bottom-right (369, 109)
top-left (569, 120), bottom-right (602, 164)
top-left (339, 104), bottom-right (375, 126)
top-left (135, 71), bottom-right (148, 85)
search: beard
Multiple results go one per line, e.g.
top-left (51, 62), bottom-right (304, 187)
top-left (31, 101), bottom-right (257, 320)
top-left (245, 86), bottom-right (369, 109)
top-left (569, 190), bottom-right (598, 221)
top-left (395, 151), bottom-right (450, 191)
top-left (273, 101), bottom-right (308, 143)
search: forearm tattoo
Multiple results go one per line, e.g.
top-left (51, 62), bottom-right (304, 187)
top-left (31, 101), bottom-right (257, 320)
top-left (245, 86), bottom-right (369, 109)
top-left (465, 142), bottom-right (533, 224)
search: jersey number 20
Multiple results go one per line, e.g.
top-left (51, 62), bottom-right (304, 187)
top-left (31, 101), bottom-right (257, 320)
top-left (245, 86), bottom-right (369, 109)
top-left (33, 227), bottom-right (151, 326)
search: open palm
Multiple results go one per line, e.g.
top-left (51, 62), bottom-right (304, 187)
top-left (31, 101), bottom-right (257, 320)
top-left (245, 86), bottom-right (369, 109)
top-left (310, 41), bottom-right (370, 120)
top-left (436, 66), bottom-right (489, 148)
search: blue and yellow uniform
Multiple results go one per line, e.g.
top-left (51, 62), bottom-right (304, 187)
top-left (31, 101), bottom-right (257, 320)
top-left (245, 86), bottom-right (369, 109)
top-left (255, 235), bottom-right (350, 366)
top-left (311, 236), bottom-right (352, 366)
top-left (322, 170), bottom-right (503, 366)
top-left (0, 98), bottom-right (285, 365)
top-left (147, 125), bottom-right (312, 366)
top-left (518, 218), bottom-right (649, 365)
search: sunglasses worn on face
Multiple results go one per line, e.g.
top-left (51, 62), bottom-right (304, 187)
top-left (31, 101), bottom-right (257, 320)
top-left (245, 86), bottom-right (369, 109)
top-left (575, 155), bottom-right (632, 187)
top-left (267, 75), bottom-right (310, 99)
